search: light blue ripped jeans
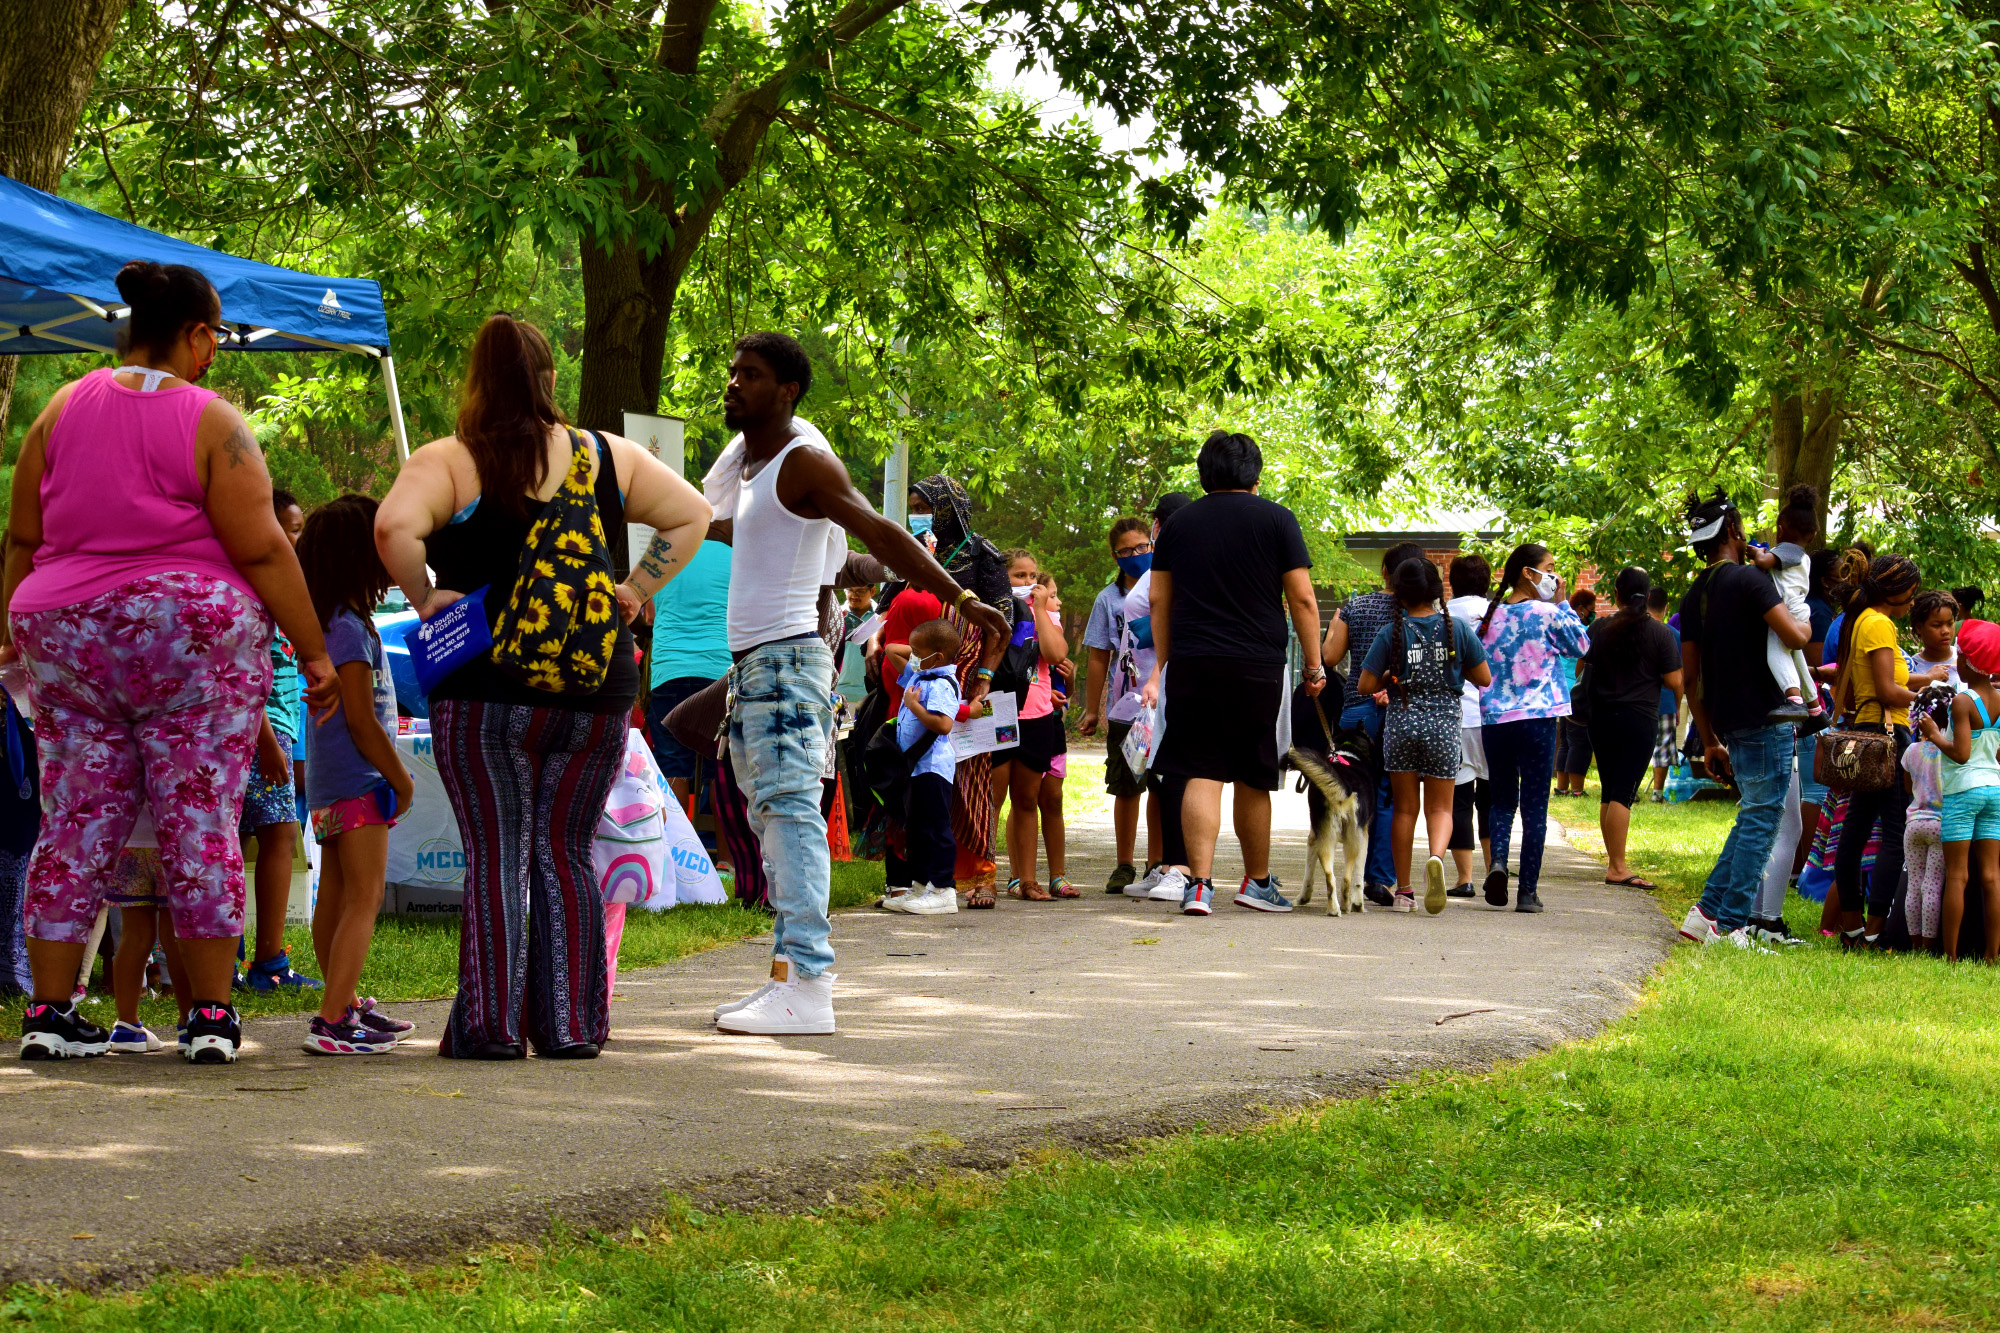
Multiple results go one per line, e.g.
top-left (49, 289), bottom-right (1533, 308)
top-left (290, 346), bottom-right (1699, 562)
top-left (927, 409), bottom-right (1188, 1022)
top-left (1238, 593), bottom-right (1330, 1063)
top-left (728, 640), bottom-right (837, 978)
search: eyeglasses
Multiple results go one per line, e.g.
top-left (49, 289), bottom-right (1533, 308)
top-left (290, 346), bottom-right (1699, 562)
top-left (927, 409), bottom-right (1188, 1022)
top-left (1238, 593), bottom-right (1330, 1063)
top-left (1115, 541), bottom-right (1153, 556)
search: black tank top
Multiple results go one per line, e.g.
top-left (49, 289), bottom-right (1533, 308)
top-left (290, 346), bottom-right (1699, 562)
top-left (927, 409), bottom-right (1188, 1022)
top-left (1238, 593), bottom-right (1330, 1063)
top-left (424, 432), bottom-right (639, 714)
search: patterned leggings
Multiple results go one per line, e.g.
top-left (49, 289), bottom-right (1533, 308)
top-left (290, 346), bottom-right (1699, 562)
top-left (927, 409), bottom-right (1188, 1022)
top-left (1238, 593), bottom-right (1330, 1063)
top-left (11, 573), bottom-right (270, 942)
top-left (432, 698), bottom-right (627, 1056)
top-left (1904, 812), bottom-right (1945, 940)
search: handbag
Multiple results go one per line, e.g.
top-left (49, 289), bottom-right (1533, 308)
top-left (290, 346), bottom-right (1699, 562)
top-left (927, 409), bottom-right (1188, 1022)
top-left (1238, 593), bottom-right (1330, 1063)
top-left (1813, 722), bottom-right (1896, 793)
top-left (490, 429), bottom-right (621, 695)
top-left (1813, 644), bottom-right (1895, 793)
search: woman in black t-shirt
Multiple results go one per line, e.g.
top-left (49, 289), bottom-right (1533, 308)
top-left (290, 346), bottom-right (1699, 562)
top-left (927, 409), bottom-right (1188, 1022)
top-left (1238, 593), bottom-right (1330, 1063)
top-left (1584, 567), bottom-right (1684, 889)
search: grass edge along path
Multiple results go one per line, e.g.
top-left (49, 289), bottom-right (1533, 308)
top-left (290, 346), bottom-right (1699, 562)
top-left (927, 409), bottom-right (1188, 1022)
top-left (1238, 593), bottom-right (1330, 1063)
top-left (12, 792), bottom-right (2000, 1328)
top-left (3, 860), bottom-right (888, 1033)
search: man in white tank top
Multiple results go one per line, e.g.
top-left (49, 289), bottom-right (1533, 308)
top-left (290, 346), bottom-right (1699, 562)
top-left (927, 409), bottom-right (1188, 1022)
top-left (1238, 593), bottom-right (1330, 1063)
top-left (683, 334), bottom-right (1008, 1035)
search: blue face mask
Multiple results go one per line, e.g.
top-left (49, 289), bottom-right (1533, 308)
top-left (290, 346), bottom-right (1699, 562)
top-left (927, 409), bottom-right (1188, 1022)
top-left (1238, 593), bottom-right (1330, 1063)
top-left (907, 513), bottom-right (933, 537)
top-left (1116, 552), bottom-right (1153, 579)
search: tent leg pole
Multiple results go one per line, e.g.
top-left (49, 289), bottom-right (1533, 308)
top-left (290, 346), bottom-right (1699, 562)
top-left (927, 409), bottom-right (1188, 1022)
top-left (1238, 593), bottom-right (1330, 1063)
top-left (381, 354), bottom-right (411, 464)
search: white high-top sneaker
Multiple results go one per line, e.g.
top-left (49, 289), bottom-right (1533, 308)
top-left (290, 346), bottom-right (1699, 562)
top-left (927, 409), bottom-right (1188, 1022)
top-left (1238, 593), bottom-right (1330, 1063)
top-left (904, 883), bottom-right (959, 915)
top-left (716, 967), bottom-right (836, 1035)
top-left (714, 956), bottom-right (791, 1021)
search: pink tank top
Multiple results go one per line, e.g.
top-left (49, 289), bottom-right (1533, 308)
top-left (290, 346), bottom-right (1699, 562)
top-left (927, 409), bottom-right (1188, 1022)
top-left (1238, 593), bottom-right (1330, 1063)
top-left (11, 368), bottom-right (254, 614)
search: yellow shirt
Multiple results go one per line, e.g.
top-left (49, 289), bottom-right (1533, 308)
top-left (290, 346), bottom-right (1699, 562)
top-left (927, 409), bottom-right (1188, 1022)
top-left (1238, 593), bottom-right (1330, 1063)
top-left (1846, 607), bottom-right (1908, 727)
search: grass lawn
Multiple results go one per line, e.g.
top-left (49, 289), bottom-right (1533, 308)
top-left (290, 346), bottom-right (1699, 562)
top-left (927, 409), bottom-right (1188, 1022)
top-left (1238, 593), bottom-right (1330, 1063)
top-left (16, 785), bottom-right (2000, 1329)
top-left (2, 860), bottom-right (886, 1032)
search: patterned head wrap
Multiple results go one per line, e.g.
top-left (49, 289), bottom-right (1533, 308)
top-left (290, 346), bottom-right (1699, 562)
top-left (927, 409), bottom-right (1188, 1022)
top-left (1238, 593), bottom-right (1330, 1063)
top-left (911, 474), bottom-right (975, 555)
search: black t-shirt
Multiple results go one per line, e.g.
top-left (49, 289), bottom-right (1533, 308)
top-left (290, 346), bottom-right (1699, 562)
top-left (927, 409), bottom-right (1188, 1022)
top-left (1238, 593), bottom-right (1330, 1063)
top-left (1583, 615), bottom-right (1682, 723)
top-left (1678, 561), bottom-right (1783, 737)
top-left (1151, 491), bottom-right (1312, 664)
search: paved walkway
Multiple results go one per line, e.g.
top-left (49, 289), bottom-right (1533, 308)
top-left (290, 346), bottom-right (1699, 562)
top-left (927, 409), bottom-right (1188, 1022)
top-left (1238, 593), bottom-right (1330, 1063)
top-left (1, 780), bottom-right (1673, 1286)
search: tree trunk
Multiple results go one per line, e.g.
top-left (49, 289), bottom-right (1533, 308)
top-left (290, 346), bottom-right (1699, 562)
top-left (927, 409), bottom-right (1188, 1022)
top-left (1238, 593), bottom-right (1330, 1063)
top-left (1766, 386), bottom-right (1840, 536)
top-left (0, 0), bottom-right (130, 433)
top-left (575, 227), bottom-right (701, 437)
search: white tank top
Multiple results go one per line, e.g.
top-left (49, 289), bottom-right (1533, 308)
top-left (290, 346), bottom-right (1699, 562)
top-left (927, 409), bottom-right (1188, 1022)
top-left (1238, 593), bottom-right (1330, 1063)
top-left (726, 438), bottom-right (841, 652)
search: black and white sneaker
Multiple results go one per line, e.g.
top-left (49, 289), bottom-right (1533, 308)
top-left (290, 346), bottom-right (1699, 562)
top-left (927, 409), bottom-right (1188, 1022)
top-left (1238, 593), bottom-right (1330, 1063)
top-left (1362, 882), bottom-right (1396, 908)
top-left (18, 1002), bottom-right (111, 1060)
top-left (182, 1003), bottom-right (242, 1064)
top-left (1747, 916), bottom-right (1807, 947)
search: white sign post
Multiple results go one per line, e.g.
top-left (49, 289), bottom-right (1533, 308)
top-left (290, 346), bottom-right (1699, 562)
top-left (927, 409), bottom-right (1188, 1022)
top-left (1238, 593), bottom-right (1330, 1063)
top-left (621, 413), bottom-right (686, 577)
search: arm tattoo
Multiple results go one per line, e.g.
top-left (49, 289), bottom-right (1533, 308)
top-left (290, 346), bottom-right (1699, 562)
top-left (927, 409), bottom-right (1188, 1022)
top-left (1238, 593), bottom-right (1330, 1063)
top-left (223, 419), bottom-right (260, 469)
top-left (635, 532), bottom-right (679, 584)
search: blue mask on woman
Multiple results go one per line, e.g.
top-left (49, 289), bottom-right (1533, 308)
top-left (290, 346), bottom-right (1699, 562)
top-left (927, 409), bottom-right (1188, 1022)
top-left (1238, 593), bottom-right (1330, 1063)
top-left (1116, 552), bottom-right (1153, 579)
top-left (907, 513), bottom-right (933, 537)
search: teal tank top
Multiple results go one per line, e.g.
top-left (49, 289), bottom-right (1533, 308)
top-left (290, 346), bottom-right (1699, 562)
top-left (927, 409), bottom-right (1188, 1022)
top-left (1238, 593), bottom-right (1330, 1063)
top-left (1942, 691), bottom-right (2000, 795)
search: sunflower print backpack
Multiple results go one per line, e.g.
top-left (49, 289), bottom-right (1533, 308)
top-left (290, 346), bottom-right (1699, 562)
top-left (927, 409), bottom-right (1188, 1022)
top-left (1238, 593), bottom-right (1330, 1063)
top-left (490, 429), bottom-right (621, 695)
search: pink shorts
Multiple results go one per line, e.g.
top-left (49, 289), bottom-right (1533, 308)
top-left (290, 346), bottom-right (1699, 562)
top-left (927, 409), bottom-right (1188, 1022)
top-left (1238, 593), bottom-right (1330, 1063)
top-left (310, 789), bottom-right (399, 840)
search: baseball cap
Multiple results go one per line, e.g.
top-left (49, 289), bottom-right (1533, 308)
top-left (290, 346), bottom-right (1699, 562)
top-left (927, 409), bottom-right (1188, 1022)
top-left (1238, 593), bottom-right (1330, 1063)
top-left (1152, 491), bottom-right (1193, 523)
top-left (1960, 619), bottom-right (2000, 677)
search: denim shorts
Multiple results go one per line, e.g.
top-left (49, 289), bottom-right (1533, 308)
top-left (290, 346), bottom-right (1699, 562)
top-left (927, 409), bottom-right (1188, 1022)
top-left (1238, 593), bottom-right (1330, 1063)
top-left (1941, 784), bottom-right (2000, 843)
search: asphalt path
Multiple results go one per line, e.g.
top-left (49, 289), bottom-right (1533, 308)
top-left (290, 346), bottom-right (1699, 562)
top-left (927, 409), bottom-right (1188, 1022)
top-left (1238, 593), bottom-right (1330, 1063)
top-left (1, 778), bottom-right (1673, 1286)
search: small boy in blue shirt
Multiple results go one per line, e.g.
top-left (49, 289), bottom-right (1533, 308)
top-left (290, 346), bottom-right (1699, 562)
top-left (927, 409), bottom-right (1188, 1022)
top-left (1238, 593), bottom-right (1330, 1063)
top-left (897, 619), bottom-right (963, 916)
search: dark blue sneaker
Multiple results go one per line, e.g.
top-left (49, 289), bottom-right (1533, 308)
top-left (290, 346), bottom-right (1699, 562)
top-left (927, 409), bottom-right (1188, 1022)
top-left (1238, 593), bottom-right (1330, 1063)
top-left (352, 997), bottom-right (414, 1039)
top-left (19, 1002), bottom-right (111, 1060)
top-left (245, 950), bottom-right (322, 992)
top-left (183, 1004), bottom-right (241, 1064)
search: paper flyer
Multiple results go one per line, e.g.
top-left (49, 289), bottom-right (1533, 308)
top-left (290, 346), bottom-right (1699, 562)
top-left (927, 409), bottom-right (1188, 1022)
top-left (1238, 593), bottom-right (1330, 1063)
top-left (951, 690), bottom-right (1020, 759)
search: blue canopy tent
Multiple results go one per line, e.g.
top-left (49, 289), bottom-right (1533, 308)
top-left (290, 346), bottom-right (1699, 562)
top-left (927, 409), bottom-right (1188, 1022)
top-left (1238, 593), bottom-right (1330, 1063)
top-left (0, 174), bottom-right (410, 459)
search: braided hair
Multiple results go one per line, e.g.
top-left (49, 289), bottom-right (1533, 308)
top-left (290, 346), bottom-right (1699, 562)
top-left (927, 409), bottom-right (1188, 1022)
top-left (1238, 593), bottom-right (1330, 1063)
top-left (1385, 557), bottom-right (1450, 704)
top-left (1834, 553), bottom-right (1922, 693)
top-left (1480, 543), bottom-right (1551, 636)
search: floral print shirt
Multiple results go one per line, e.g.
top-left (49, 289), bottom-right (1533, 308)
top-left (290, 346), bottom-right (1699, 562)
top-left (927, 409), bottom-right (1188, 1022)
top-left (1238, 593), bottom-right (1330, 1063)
top-left (1477, 599), bottom-right (1591, 725)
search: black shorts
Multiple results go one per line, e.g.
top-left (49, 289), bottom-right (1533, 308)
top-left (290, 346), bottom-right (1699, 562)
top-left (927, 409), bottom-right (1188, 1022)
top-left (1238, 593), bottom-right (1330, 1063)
top-left (1153, 655), bottom-right (1284, 790)
top-left (1104, 719), bottom-right (1148, 799)
top-left (1009, 711), bottom-right (1066, 776)
top-left (1449, 778), bottom-right (1491, 850)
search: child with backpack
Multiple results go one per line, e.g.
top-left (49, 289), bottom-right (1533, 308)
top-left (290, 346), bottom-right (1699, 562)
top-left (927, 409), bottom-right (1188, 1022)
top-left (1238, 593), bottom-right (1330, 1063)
top-left (896, 618), bottom-right (965, 917)
top-left (1916, 617), bottom-right (2000, 962)
top-left (1356, 556), bottom-right (1492, 915)
top-left (298, 495), bottom-right (417, 1053)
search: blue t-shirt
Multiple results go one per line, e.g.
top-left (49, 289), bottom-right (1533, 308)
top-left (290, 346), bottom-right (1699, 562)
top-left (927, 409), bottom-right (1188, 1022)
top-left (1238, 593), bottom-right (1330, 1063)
top-left (1659, 623), bottom-right (1683, 716)
top-left (650, 540), bottom-right (733, 687)
top-left (1360, 610), bottom-right (1488, 703)
top-left (305, 608), bottom-right (398, 809)
top-left (896, 665), bottom-right (960, 782)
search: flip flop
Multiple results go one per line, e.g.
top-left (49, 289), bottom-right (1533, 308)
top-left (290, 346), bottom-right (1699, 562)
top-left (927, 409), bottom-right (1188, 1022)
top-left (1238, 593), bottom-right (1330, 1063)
top-left (1605, 875), bottom-right (1657, 890)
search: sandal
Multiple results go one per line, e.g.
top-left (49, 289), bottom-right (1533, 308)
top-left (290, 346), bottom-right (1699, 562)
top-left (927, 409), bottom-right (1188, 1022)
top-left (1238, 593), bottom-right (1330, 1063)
top-left (1605, 875), bottom-right (1657, 890)
top-left (1049, 876), bottom-right (1080, 899)
top-left (1007, 878), bottom-right (1053, 902)
top-left (966, 886), bottom-right (996, 909)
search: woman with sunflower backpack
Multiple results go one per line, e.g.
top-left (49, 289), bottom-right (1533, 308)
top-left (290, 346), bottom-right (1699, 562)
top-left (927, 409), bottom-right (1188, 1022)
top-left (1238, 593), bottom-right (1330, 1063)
top-left (375, 315), bottom-right (710, 1060)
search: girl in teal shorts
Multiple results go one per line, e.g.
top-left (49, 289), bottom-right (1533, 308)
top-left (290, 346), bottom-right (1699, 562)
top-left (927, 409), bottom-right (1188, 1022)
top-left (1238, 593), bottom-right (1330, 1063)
top-left (1917, 618), bottom-right (2000, 961)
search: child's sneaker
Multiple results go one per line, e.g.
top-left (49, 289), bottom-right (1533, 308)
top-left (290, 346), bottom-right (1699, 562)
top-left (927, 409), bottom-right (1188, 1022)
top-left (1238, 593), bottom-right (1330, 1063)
top-left (1423, 856), bottom-right (1448, 915)
top-left (183, 1003), bottom-right (242, 1064)
top-left (303, 1013), bottom-right (398, 1056)
top-left (245, 950), bottom-right (323, 991)
top-left (1391, 889), bottom-right (1417, 913)
top-left (108, 1020), bottom-right (165, 1054)
top-left (904, 884), bottom-right (959, 916)
top-left (352, 998), bottom-right (415, 1039)
top-left (18, 1002), bottom-right (111, 1060)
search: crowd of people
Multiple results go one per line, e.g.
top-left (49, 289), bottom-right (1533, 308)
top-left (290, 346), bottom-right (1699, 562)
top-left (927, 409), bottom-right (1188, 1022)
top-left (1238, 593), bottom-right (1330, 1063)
top-left (6, 258), bottom-right (1996, 1065)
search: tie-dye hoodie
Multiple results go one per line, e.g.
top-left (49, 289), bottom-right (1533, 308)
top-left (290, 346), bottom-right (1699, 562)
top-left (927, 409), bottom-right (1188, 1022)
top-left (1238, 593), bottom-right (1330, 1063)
top-left (1476, 599), bottom-right (1591, 724)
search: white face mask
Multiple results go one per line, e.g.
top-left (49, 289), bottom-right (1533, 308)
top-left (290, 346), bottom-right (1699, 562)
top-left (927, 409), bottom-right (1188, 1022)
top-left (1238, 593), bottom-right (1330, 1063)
top-left (1011, 585), bottom-right (1033, 600)
top-left (1534, 570), bottom-right (1560, 602)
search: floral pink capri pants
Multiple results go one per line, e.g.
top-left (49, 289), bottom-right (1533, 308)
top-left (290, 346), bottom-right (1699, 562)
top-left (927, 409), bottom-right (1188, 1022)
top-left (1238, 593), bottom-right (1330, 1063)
top-left (12, 572), bottom-right (271, 943)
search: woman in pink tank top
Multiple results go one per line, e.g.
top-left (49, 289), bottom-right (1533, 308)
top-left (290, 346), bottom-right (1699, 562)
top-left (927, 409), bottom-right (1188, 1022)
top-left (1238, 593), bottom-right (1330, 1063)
top-left (2, 260), bottom-right (337, 1065)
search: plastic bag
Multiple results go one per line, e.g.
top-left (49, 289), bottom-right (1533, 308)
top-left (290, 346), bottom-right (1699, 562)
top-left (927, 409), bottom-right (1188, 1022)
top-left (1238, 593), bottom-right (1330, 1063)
top-left (1122, 703), bottom-right (1158, 779)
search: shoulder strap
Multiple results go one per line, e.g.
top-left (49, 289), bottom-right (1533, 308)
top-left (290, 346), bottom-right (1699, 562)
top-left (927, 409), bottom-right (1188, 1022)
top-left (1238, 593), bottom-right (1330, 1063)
top-left (1975, 691), bottom-right (1994, 732)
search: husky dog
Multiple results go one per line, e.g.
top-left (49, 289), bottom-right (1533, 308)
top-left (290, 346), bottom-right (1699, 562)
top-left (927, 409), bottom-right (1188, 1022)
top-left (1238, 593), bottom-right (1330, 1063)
top-left (1288, 727), bottom-right (1381, 916)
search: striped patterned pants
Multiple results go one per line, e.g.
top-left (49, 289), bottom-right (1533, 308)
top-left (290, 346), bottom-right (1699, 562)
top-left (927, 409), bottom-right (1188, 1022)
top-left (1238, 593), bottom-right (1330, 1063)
top-left (432, 698), bottom-right (627, 1057)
